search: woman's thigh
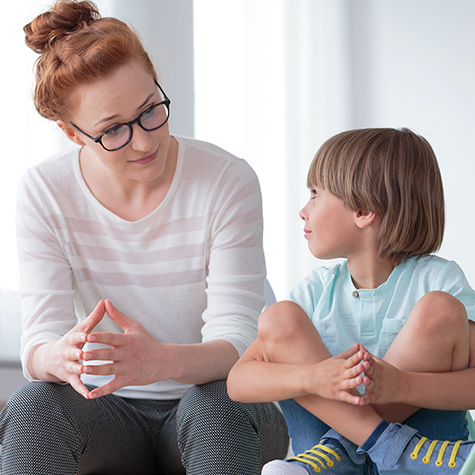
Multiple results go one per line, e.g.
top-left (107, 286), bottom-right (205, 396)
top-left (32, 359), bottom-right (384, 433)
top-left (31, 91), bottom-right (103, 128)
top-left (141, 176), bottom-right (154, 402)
top-left (0, 382), bottom-right (159, 475)
top-left (176, 380), bottom-right (289, 475)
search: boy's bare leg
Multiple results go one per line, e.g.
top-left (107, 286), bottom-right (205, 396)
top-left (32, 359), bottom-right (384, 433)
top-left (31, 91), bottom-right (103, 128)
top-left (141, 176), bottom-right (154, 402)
top-left (258, 300), bottom-right (382, 446)
top-left (372, 291), bottom-right (470, 422)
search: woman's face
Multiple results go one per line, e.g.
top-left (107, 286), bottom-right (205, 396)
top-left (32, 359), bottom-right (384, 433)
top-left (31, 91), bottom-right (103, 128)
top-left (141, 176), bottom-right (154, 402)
top-left (63, 60), bottom-right (173, 187)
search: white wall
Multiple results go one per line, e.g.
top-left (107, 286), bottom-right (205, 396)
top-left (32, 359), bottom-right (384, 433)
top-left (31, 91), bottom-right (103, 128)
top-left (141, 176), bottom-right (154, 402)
top-left (194, 0), bottom-right (475, 297)
top-left (348, 0), bottom-right (475, 286)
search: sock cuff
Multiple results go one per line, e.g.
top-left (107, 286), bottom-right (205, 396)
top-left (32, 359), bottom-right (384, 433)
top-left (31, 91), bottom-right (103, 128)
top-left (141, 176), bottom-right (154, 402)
top-left (361, 420), bottom-right (390, 451)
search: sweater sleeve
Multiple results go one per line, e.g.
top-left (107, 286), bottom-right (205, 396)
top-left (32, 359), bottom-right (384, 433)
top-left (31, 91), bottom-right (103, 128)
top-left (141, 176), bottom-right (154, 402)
top-left (201, 158), bottom-right (266, 356)
top-left (16, 171), bottom-right (77, 380)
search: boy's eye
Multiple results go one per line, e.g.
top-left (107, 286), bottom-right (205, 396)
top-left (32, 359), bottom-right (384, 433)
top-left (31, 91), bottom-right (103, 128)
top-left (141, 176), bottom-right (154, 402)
top-left (311, 190), bottom-right (319, 199)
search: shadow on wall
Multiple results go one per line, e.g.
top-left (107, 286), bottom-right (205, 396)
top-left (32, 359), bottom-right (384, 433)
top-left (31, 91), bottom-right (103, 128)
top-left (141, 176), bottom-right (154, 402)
top-left (0, 287), bottom-right (26, 404)
top-left (0, 287), bottom-right (21, 362)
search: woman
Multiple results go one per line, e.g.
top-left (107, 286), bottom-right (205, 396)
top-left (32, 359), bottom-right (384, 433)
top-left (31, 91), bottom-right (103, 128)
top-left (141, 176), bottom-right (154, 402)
top-left (0, 1), bottom-right (288, 474)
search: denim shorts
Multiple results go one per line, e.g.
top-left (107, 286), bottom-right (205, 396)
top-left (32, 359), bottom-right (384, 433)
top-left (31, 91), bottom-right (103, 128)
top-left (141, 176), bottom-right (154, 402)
top-left (279, 398), bottom-right (469, 456)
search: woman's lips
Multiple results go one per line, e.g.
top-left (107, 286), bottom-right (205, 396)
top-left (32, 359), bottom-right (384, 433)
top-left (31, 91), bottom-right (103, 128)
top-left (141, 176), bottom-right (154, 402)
top-left (130, 148), bottom-right (159, 165)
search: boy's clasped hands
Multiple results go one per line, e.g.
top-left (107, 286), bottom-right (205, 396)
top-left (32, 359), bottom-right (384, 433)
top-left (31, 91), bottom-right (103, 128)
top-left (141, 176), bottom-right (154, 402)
top-left (320, 343), bottom-right (404, 407)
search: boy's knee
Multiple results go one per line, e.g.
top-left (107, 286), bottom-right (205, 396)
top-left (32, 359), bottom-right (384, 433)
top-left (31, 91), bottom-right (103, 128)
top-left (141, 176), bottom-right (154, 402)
top-left (413, 291), bottom-right (467, 333)
top-left (258, 300), bottom-right (309, 344)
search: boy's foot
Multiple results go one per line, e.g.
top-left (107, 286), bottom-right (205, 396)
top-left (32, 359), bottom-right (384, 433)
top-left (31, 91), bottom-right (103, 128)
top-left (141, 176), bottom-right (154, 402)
top-left (359, 422), bottom-right (475, 473)
top-left (261, 429), bottom-right (369, 474)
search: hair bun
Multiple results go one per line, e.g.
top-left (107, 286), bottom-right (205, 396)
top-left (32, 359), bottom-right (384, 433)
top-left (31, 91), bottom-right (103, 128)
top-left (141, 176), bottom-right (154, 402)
top-left (24, 0), bottom-right (100, 54)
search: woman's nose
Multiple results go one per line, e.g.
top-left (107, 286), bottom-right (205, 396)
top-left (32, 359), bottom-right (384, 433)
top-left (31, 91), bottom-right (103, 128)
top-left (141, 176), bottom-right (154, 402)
top-left (130, 123), bottom-right (153, 151)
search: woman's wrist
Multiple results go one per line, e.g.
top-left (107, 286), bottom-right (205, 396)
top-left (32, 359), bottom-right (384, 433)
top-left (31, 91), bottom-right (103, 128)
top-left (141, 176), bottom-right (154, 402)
top-left (27, 342), bottom-right (60, 382)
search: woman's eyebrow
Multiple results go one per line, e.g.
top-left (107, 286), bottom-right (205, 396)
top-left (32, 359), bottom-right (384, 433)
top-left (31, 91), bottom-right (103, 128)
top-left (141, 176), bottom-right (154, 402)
top-left (93, 92), bottom-right (156, 127)
top-left (135, 92), bottom-right (156, 112)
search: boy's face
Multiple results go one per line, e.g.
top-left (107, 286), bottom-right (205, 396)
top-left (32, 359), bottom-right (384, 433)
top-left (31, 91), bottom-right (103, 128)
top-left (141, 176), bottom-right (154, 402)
top-left (299, 187), bottom-right (360, 260)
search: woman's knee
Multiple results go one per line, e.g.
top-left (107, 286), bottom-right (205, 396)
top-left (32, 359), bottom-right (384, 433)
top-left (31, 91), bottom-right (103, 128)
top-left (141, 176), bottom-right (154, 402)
top-left (177, 380), bottom-right (268, 440)
top-left (177, 380), bottom-right (241, 426)
top-left (4, 382), bottom-right (63, 416)
top-left (176, 380), bottom-right (288, 451)
top-left (2, 381), bottom-right (88, 429)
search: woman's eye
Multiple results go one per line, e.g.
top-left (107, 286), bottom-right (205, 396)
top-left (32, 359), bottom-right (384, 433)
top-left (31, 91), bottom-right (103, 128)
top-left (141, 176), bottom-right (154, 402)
top-left (104, 125), bottom-right (125, 137)
top-left (143, 106), bottom-right (156, 117)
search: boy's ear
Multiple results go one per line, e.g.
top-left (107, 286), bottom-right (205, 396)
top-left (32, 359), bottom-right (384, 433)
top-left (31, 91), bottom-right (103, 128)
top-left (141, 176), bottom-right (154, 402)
top-left (354, 209), bottom-right (377, 229)
top-left (57, 120), bottom-right (86, 146)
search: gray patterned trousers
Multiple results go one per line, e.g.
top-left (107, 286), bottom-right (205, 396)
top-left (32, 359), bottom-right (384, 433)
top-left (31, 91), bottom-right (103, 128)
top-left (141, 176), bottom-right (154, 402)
top-left (0, 380), bottom-right (289, 474)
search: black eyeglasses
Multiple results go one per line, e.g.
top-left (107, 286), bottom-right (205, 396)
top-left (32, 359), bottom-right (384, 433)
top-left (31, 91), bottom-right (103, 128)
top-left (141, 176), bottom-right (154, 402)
top-left (71, 81), bottom-right (171, 152)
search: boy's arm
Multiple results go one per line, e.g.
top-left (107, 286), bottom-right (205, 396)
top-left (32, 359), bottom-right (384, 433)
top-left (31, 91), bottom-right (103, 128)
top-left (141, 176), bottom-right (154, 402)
top-left (227, 339), bottom-right (365, 404)
top-left (353, 322), bottom-right (475, 410)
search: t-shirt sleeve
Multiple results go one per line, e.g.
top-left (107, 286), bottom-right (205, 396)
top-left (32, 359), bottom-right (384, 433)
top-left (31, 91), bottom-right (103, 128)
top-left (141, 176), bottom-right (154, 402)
top-left (435, 260), bottom-right (475, 322)
top-left (286, 269), bottom-right (326, 321)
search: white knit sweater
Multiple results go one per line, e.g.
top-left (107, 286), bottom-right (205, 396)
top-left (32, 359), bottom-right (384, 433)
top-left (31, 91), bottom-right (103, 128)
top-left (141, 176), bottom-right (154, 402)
top-left (16, 136), bottom-right (266, 399)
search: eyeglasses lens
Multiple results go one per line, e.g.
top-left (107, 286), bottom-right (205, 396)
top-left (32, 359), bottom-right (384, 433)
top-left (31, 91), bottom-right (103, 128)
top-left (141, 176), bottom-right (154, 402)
top-left (141, 103), bottom-right (169, 130)
top-left (101, 103), bottom-right (169, 151)
top-left (102, 126), bottom-right (131, 151)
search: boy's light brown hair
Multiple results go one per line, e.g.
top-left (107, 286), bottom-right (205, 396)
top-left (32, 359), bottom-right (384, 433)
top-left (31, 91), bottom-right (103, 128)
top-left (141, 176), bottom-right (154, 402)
top-left (308, 128), bottom-right (445, 266)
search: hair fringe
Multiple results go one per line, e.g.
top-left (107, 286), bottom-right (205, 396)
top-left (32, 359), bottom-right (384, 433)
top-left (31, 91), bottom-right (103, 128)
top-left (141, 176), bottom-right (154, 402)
top-left (308, 128), bottom-right (445, 266)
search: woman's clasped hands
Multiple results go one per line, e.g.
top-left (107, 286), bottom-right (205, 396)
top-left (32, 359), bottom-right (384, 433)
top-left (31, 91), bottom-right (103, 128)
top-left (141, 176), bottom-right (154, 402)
top-left (44, 299), bottom-right (168, 400)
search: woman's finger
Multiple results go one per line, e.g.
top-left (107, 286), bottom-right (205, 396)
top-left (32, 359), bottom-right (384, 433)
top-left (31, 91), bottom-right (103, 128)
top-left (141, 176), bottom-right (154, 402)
top-left (88, 377), bottom-right (123, 399)
top-left (68, 375), bottom-right (92, 399)
top-left (65, 346), bottom-right (84, 361)
top-left (86, 332), bottom-right (123, 347)
top-left (82, 348), bottom-right (116, 362)
top-left (68, 360), bottom-right (86, 375)
top-left (84, 362), bottom-right (116, 377)
top-left (77, 300), bottom-right (106, 333)
top-left (104, 299), bottom-right (135, 332)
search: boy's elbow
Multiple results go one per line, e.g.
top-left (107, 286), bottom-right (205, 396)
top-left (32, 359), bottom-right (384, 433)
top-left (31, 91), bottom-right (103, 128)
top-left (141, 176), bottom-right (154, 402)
top-left (226, 367), bottom-right (246, 402)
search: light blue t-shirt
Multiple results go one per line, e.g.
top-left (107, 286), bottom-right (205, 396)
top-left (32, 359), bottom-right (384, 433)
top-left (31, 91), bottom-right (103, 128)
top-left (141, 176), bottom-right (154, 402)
top-left (287, 255), bottom-right (475, 359)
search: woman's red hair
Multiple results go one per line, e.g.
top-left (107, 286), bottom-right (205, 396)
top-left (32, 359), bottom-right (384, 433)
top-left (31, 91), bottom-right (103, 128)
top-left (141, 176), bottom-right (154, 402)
top-left (24, 0), bottom-right (157, 121)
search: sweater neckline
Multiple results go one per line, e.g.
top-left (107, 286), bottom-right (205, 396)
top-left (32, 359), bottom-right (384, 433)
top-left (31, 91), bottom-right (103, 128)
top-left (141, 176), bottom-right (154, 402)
top-left (73, 137), bottom-right (185, 225)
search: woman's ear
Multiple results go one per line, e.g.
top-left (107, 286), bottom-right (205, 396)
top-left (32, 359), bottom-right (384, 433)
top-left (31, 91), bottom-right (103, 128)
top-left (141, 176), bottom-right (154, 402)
top-left (355, 209), bottom-right (377, 229)
top-left (57, 120), bottom-right (86, 146)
